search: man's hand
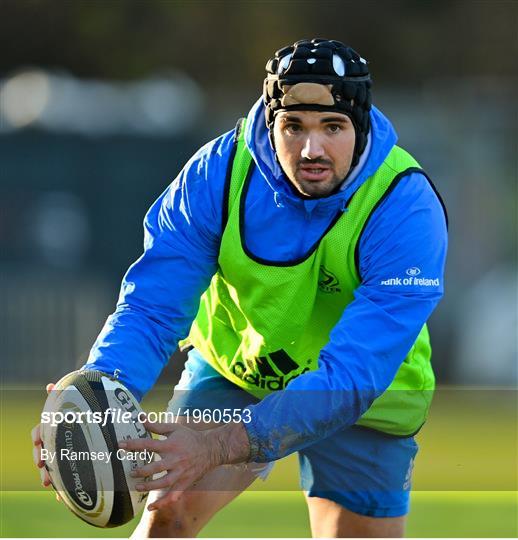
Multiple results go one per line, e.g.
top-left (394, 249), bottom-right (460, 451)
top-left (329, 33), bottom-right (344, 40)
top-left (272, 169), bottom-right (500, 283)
top-left (31, 383), bottom-right (61, 500)
top-left (119, 420), bottom-right (251, 511)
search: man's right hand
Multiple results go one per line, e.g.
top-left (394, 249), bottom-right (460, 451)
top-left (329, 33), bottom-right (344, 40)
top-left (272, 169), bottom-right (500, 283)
top-left (31, 383), bottom-right (57, 495)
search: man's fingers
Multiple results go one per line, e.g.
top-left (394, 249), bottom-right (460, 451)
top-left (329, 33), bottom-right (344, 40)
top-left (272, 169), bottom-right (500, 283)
top-left (130, 458), bottom-right (173, 479)
top-left (43, 474), bottom-right (51, 487)
top-left (118, 438), bottom-right (164, 453)
top-left (39, 467), bottom-right (51, 487)
top-left (33, 382), bottom-right (54, 448)
top-left (33, 446), bottom-right (45, 468)
top-left (33, 384), bottom-right (56, 490)
top-left (31, 425), bottom-right (42, 446)
top-left (136, 471), bottom-right (180, 492)
top-left (142, 420), bottom-right (178, 435)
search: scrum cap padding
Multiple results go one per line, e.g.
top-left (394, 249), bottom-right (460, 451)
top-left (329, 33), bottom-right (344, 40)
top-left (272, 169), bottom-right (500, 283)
top-left (280, 83), bottom-right (335, 107)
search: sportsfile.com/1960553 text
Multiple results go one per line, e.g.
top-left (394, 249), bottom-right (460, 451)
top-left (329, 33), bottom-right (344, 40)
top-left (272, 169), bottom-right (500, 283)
top-left (40, 408), bottom-right (252, 427)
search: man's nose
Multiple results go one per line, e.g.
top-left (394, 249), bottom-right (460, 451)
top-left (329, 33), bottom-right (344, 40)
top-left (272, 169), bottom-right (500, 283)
top-left (301, 134), bottom-right (325, 160)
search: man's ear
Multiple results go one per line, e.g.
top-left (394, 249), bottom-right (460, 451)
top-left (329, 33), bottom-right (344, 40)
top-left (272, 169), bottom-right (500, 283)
top-left (269, 129), bottom-right (283, 168)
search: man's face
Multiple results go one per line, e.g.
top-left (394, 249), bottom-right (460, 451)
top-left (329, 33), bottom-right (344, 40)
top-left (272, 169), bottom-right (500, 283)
top-left (273, 110), bottom-right (356, 199)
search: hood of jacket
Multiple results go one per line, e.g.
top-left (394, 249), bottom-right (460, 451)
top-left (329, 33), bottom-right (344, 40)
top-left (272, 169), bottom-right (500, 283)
top-left (244, 97), bottom-right (398, 214)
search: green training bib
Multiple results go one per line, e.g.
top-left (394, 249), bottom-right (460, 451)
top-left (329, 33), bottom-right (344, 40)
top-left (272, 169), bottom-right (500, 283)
top-left (181, 120), bottom-right (435, 436)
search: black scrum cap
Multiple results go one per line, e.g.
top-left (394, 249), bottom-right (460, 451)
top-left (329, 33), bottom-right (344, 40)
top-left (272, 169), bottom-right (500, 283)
top-left (264, 38), bottom-right (372, 166)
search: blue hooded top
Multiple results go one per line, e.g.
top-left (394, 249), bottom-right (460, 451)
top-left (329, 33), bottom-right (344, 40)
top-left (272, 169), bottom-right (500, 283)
top-left (84, 98), bottom-right (448, 462)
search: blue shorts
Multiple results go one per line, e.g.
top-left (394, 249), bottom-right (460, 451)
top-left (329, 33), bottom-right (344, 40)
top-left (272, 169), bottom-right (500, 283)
top-left (168, 349), bottom-right (418, 518)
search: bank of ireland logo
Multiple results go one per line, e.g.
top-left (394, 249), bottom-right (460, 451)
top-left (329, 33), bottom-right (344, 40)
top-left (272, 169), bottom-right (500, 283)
top-left (406, 267), bottom-right (421, 277)
top-left (318, 265), bottom-right (341, 293)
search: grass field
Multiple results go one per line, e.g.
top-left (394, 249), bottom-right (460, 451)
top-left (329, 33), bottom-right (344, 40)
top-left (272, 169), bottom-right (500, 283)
top-left (1, 490), bottom-right (517, 537)
top-left (1, 386), bottom-right (516, 537)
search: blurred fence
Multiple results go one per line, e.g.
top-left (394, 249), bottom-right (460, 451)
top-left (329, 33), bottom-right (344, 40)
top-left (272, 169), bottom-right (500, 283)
top-left (0, 267), bottom-right (111, 381)
top-left (0, 125), bottom-right (200, 383)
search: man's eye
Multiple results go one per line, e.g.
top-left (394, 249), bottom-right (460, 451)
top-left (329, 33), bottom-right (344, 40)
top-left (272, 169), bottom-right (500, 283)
top-left (285, 124), bottom-right (302, 134)
top-left (327, 124), bottom-right (341, 133)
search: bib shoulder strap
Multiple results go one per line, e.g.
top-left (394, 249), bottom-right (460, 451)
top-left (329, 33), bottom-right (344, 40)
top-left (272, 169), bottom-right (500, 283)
top-left (222, 118), bottom-right (254, 230)
top-left (353, 146), bottom-right (448, 279)
top-left (388, 146), bottom-right (448, 229)
top-left (385, 145), bottom-right (421, 170)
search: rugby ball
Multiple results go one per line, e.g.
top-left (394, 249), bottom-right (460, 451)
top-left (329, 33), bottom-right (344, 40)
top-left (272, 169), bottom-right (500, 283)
top-left (40, 370), bottom-right (153, 527)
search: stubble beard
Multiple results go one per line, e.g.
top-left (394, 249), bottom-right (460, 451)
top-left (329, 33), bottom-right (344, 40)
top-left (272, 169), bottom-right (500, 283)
top-left (290, 170), bottom-right (346, 199)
